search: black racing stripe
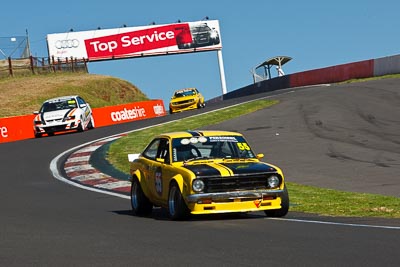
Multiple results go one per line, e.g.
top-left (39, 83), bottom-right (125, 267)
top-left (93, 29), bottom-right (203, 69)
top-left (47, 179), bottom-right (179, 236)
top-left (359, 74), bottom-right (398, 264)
top-left (187, 130), bottom-right (201, 137)
top-left (220, 162), bottom-right (276, 175)
top-left (183, 164), bottom-right (220, 177)
top-left (62, 108), bottom-right (74, 120)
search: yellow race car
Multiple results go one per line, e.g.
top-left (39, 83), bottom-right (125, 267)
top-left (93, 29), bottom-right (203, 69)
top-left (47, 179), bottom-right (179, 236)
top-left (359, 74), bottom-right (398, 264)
top-left (129, 130), bottom-right (289, 220)
top-left (169, 88), bottom-right (205, 114)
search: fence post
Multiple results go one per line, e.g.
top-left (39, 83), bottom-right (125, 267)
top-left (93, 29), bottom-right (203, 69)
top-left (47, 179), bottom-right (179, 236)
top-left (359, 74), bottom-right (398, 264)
top-left (41, 58), bottom-right (45, 73)
top-left (65, 57), bottom-right (69, 72)
top-left (83, 58), bottom-right (88, 73)
top-left (29, 56), bottom-right (35, 74)
top-left (71, 56), bottom-right (74, 72)
top-left (48, 57), bottom-right (52, 72)
top-left (8, 57), bottom-right (13, 77)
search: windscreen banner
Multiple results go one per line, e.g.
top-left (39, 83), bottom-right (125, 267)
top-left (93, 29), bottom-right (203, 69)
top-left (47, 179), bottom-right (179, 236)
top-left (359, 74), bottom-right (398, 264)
top-left (47, 20), bottom-right (222, 61)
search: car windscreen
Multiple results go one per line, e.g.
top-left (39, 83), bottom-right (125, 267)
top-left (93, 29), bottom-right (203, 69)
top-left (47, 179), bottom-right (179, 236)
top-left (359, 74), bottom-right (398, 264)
top-left (174, 90), bottom-right (196, 98)
top-left (171, 135), bottom-right (256, 162)
top-left (41, 99), bottom-right (77, 112)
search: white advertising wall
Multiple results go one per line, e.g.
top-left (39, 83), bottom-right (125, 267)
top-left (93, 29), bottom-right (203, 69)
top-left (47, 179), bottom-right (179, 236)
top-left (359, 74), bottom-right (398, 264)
top-left (47, 20), bottom-right (222, 61)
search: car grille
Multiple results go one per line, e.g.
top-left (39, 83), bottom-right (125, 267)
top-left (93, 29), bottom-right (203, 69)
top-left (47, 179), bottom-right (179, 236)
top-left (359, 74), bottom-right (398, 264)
top-left (194, 33), bottom-right (210, 44)
top-left (45, 119), bottom-right (63, 123)
top-left (201, 174), bottom-right (281, 193)
top-left (45, 125), bottom-right (68, 132)
top-left (172, 99), bottom-right (195, 106)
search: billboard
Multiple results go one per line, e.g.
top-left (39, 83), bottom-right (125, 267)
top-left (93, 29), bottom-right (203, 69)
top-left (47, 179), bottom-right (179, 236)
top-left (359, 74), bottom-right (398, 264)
top-left (47, 20), bottom-right (222, 61)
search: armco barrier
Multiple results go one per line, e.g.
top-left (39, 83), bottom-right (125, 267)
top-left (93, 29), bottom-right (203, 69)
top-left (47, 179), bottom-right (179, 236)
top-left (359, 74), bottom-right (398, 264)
top-left (374, 54), bottom-right (400, 77)
top-left (223, 75), bottom-right (290, 100)
top-left (0, 99), bottom-right (165, 144)
top-left (220, 58), bottom-right (377, 101)
top-left (289, 59), bottom-right (374, 88)
top-left (0, 115), bottom-right (36, 143)
top-left (92, 100), bottom-right (165, 127)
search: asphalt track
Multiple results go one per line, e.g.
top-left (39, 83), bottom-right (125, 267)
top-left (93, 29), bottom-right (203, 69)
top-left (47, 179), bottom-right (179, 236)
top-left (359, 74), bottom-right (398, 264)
top-left (206, 80), bottom-right (400, 197)
top-left (0, 79), bottom-right (399, 266)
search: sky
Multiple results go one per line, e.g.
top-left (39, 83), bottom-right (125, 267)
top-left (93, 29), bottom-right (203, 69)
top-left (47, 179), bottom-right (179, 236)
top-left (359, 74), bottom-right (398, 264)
top-left (2, 0), bottom-right (400, 105)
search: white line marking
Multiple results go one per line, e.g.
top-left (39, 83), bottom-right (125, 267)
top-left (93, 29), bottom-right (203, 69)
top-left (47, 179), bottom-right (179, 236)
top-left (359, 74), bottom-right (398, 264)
top-left (268, 217), bottom-right (400, 230)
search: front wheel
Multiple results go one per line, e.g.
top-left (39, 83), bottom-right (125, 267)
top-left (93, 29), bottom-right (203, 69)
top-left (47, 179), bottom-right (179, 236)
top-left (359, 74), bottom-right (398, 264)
top-left (77, 119), bottom-right (84, 132)
top-left (87, 115), bottom-right (95, 129)
top-left (197, 102), bottom-right (205, 109)
top-left (131, 178), bottom-right (153, 216)
top-left (168, 182), bottom-right (190, 220)
top-left (264, 186), bottom-right (289, 217)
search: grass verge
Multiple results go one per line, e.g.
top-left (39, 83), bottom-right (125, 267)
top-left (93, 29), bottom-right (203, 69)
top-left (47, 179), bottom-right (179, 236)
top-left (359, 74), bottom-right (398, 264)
top-left (0, 72), bottom-right (148, 117)
top-left (108, 99), bottom-right (279, 173)
top-left (107, 99), bottom-right (400, 219)
top-left (340, 73), bottom-right (400, 84)
top-left (287, 183), bottom-right (400, 218)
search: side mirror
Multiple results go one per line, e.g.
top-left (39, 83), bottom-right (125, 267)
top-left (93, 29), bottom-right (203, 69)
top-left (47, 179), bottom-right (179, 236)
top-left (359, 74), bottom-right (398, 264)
top-left (128, 153), bottom-right (140, 162)
top-left (33, 111), bottom-right (39, 115)
top-left (256, 153), bottom-right (264, 160)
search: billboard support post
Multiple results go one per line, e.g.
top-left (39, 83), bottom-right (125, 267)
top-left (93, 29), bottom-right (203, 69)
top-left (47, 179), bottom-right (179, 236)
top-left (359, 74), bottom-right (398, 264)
top-left (217, 49), bottom-right (227, 95)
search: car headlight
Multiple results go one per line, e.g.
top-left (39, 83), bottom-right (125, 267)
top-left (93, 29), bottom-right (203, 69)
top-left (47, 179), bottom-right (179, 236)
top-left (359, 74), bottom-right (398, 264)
top-left (267, 175), bottom-right (280, 188)
top-left (63, 115), bottom-right (76, 121)
top-left (192, 179), bottom-right (205, 192)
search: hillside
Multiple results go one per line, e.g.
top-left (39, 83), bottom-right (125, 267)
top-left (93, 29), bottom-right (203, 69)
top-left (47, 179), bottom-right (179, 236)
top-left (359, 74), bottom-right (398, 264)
top-left (0, 73), bottom-right (149, 117)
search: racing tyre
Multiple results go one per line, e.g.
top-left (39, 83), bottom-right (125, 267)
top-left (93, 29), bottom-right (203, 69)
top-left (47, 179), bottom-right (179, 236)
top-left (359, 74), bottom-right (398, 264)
top-left (130, 177), bottom-right (153, 216)
top-left (77, 119), bottom-right (84, 132)
top-left (168, 182), bottom-right (190, 220)
top-left (87, 115), bottom-right (95, 130)
top-left (34, 133), bottom-right (42, 138)
top-left (264, 186), bottom-right (289, 217)
top-left (197, 102), bottom-right (205, 109)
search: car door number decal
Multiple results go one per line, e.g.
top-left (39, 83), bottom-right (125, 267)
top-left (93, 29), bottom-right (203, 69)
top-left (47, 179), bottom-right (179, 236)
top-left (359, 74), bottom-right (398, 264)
top-left (155, 170), bottom-right (162, 195)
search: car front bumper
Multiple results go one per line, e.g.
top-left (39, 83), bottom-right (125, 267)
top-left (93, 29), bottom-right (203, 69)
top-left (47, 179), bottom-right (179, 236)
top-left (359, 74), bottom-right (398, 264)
top-left (169, 102), bottom-right (198, 113)
top-left (34, 120), bottom-right (79, 134)
top-left (185, 189), bottom-right (285, 214)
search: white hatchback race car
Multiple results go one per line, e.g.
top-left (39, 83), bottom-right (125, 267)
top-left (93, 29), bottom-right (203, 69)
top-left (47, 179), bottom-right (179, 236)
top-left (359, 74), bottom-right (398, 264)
top-left (33, 95), bottom-right (95, 138)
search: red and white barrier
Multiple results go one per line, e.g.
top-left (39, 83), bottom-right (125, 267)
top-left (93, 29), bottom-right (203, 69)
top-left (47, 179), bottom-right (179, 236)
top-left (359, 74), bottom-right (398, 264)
top-left (0, 99), bottom-right (165, 143)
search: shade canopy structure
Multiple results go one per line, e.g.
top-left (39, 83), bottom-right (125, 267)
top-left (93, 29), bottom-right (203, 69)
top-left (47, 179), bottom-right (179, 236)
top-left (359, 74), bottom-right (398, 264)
top-left (256, 56), bottom-right (292, 69)
top-left (252, 56), bottom-right (292, 82)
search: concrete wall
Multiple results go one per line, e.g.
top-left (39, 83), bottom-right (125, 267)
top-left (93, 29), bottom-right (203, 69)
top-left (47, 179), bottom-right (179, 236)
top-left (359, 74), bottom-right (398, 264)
top-left (374, 54), bottom-right (400, 76)
top-left (289, 60), bottom-right (374, 88)
top-left (222, 76), bottom-right (290, 100)
top-left (221, 54), bottom-right (400, 101)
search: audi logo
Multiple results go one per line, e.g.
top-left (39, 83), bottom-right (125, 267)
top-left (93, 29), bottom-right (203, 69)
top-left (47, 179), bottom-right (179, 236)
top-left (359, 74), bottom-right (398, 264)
top-left (55, 39), bottom-right (80, 49)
